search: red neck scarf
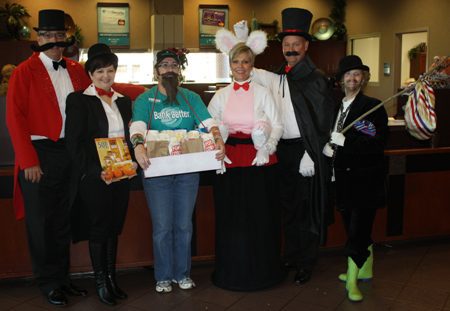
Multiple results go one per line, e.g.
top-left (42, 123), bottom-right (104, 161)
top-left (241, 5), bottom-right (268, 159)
top-left (95, 87), bottom-right (114, 98)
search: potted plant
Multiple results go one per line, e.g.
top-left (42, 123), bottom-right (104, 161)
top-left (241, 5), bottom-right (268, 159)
top-left (0, 2), bottom-right (30, 40)
top-left (329, 0), bottom-right (347, 40)
top-left (408, 42), bottom-right (427, 79)
top-left (408, 42), bottom-right (427, 60)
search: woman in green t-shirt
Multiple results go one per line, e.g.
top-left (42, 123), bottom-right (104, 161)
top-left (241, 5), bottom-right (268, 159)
top-left (130, 49), bottom-right (225, 293)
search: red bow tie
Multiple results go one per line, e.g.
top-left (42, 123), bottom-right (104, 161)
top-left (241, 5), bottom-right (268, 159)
top-left (233, 81), bottom-right (250, 91)
top-left (285, 65), bottom-right (292, 73)
top-left (96, 87), bottom-right (114, 97)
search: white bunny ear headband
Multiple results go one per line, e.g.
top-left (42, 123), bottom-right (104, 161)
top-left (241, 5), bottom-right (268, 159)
top-left (215, 20), bottom-right (267, 55)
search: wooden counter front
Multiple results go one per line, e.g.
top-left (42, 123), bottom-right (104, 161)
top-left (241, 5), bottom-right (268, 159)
top-left (1, 147), bottom-right (450, 279)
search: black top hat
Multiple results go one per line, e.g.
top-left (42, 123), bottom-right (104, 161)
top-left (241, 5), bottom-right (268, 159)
top-left (336, 55), bottom-right (370, 80)
top-left (33, 9), bottom-right (67, 32)
top-left (277, 8), bottom-right (313, 41)
top-left (84, 43), bottom-right (118, 72)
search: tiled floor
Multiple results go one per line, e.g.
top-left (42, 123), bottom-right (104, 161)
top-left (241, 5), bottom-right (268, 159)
top-left (1, 239), bottom-right (450, 311)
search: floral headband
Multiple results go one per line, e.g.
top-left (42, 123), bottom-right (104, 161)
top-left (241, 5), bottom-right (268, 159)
top-left (157, 47), bottom-right (190, 70)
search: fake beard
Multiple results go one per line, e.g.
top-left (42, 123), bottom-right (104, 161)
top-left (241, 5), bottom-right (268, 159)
top-left (30, 36), bottom-right (76, 52)
top-left (161, 72), bottom-right (180, 103)
top-left (284, 51), bottom-right (300, 56)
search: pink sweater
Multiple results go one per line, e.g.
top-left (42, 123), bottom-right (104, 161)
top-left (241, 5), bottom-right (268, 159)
top-left (223, 85), bottom-right (254, 134)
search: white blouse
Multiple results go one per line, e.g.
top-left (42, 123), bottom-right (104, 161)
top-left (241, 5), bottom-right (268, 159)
top-left (83, 84), bottom-right (125, 138)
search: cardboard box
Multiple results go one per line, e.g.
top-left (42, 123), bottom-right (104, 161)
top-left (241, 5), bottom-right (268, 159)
top-left (144, 150), bottom-right (221, 178)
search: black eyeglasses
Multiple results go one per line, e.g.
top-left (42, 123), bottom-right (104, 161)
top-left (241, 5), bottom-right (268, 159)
top-left (158, 62), bottom-right (180, 70)
top-left (38, 32), bottom-right (66, 40)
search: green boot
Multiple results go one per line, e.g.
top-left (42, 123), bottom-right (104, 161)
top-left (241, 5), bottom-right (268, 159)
top-left (338, 245), bottom-right (373, 282)
top-left (346, 257), bottom-right (363, 302)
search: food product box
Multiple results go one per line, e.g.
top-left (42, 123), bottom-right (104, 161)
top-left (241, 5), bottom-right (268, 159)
top-left (95, 137), bottom-right (137, 182)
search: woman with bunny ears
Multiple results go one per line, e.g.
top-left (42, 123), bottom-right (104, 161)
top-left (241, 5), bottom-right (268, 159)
top-left (208, 21), bottom-right (286, 291)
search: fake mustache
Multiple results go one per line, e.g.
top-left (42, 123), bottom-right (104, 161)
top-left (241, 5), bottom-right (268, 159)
top-left (285, 51), bottom-right (300, 56)
top-left (161, 72), bottom-right (179, 79)
top-left (30, 36), bottom-right (75, 52)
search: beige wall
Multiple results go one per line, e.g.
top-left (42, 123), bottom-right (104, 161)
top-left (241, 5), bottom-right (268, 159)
top-left (183, 0), bottom-right (332, 48)
top-left (4, 0), bottom-right (449, 105)
top-left (4, 0), bottom-right (151, 49)
top-left (346, 0), bottom-right (450, 113)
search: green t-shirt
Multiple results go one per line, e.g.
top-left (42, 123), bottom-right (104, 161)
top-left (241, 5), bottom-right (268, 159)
top-left (132, 86), bottom-right (211, 131)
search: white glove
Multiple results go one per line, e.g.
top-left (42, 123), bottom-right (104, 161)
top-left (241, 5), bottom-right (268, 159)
top-left (331, 132), bottom-right (346, 146)
top-left (251, 121), bottom-right (271, 150)
top-left (233, 20), bottom-right (249, 41)
top-left (322, 143), bottom-right (334, 158)
top-left (299, 151), bottom-right (315, 177)
top-left (216, 156), bottom-right (232, 174)
top-left (219, 124), bottom-right (229, 143)
top-left (263, 137), bottom-right (277, 155)
top-left (251, 148), bottom-right (269, 166)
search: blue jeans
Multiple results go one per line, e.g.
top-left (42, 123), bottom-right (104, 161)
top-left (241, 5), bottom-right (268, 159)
top-left (142, 172), bottom-right (200, 282)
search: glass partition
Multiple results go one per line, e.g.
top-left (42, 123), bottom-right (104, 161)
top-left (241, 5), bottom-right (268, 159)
top-left (184, 52), bottom-right (231, 83)
top-left (79, 49), bottom-right (153, 84)
top-left (79, 50), bottom-right (231, 84)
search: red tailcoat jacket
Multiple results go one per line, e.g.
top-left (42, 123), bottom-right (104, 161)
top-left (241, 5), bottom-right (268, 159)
top-left (6, 53), bottom-right (146, 220)
top-left (6, 53), bottom-right (90, 220)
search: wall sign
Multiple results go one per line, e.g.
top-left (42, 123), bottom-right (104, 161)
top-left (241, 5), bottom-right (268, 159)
top-left (199, 5), bottom-right (228, 49)
top-left (97, 3), bottom-right (130, 48)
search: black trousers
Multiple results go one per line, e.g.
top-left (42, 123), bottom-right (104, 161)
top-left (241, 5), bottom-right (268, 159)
top-left (19, 139), bottom-right (72, 295)
top-left (340, 206), bottom-right (377, 268)
top-left (277, 138), bottom-right (319, 271)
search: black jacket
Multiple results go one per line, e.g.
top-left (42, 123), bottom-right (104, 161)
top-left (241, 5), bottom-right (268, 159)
top-left (285, 56), bottom-right (336, 243)
top-left (65, 91), bottom-right (133, 187)
top-left (65, 91), bottom-right (133, 241)
top-left (333, 91), bottom-right (389, 209)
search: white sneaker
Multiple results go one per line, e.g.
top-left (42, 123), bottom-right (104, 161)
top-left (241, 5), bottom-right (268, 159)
top-left (155, 280), bottom-right (172, 293)
top-left (172, 277), bottom-right (196, 290)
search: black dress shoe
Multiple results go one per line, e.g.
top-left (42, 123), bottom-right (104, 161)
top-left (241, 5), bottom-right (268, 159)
top-left (294, 269), bottom-right (312, 285)
top-left (47, 289), bottom-right (68, 306)
top-left (60, 283), bottom-right (88, 296)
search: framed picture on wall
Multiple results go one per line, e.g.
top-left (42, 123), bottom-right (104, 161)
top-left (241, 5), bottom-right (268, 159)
top-left (199, 5), bottom-right (228, 49)
top-left (97, 2), bottom-right (130, 48)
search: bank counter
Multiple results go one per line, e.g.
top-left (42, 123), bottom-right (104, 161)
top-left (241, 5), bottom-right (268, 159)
top-left (1, 89), bottom-right (450, 279)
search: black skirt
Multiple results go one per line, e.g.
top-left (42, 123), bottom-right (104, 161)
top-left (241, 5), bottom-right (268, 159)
top-left (71, 176), bottom-right (130, 242)
top-left (212, 164), bottom-right (286, 291)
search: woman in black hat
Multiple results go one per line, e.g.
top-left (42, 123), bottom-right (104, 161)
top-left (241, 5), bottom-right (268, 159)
top-left (65, 43), bottom-right (135, 306)
top-left (323, 55), bottom-right (388, 302)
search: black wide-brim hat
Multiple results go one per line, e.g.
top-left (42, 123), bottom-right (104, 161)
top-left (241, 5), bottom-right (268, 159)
top-left (84, 43), bottom-right (118, 72)
top-left (33, 9), bottom-right (67, 32)
top-left (336, 55), bottom-right (370, 80)
top-left (277, 8), bottom-right (313, 42)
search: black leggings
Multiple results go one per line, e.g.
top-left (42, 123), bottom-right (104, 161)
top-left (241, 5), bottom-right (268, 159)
top-left (340, 207), bottom-right (377, 268)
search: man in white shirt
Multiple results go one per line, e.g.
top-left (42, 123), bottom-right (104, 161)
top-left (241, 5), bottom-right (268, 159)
top-left (6, 9), bottom-right (91, 306)
top-left (253, 8), bottom-right (335, 285)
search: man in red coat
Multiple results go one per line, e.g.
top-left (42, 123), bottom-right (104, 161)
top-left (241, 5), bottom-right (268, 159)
top-left (6, 9), bottom-right (92, 306)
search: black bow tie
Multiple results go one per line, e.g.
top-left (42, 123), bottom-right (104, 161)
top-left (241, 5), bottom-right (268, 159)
top-left (52, 59), bottom-right (66, 70)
